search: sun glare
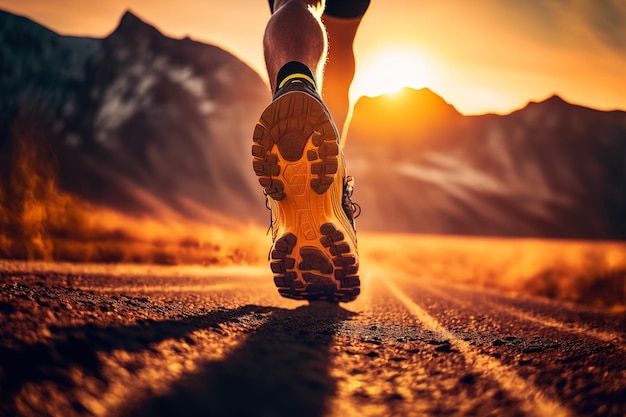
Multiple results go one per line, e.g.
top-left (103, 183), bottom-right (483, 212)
top-left (351, 47), bottom-right (435, 100)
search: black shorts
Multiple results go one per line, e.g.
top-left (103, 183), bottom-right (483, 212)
top-left (268, 0), bottom-right (370, 18)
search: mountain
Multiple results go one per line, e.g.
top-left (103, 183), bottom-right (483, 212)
top-left (347, 87), bottom-right (462, 146)
top-left (0, 10), bottom-right (269, 226)
top-left (1, 10), bottom-right (624, 240)
top-left (345, 88), bottom-right (626, 239)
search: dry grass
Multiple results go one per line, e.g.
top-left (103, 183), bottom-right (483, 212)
top-left (360, 233), bottom-right (626, 310)
top-left (0, 116), bottom-right (269, 267)
top-left (0, 202), bottom-right (269, 267)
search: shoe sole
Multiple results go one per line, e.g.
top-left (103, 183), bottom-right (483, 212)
top-left (252, 91), bottom-right (360, 302)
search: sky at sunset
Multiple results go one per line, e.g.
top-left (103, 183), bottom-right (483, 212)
top-left (2, 0), bottom-right (625, 115)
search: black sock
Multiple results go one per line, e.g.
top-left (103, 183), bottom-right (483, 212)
top-left (275, 61), bottom-right (316, 93)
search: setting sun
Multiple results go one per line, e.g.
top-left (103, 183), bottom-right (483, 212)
top-left (350, 47), bottom-right (436, 100)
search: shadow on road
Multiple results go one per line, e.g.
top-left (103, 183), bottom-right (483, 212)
top-left (0, 304), bottom-right (275, 411)
top-left (124, 302), bottom-right (356, 417)
top-left (1, 300), bottom-right (355, 417)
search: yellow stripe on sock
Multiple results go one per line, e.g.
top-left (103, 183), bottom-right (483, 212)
top-left (278, 73), bottom-right (316, 90)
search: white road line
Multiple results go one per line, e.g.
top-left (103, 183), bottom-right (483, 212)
top-left (385, 278), bottom-right (573, 417)
top-left (424, 282), bottom-right (624, 346)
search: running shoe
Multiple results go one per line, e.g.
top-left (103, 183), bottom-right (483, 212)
top-left (252, 77), bottom-right (360, 302)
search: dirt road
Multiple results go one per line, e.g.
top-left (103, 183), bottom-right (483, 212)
top-left (1, 261), bottom-right (624, 417)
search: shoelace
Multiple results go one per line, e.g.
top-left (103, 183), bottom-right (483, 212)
top-left (342, 176), bottom-right (361, 224)
top-left (265, 191), bottom-right (273, 237)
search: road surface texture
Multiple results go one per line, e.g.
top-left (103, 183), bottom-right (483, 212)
top-left (1, 261), bottom-right (624, 417)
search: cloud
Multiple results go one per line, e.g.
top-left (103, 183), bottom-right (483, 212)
top-left (579, 0), bottom-right (626, 54)
top-left (492, 0), bottom-right (626, 57)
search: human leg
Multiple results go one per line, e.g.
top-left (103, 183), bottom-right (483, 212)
top-left (264, 0), bottom-right (327, 93)
top-left (322, 15), bottom-right (364, 142)
top-left (253, 0), bottom-right (361, 302)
